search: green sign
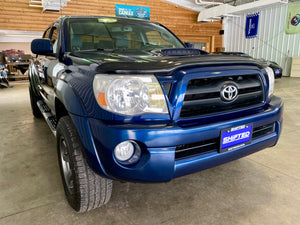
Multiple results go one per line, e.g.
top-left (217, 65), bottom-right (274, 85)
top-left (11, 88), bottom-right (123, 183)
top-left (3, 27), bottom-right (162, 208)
top-left (285, 4), bottom-right (300, 34)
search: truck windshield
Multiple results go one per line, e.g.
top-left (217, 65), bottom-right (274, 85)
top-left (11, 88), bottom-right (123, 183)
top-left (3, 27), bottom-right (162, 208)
top-left (68, 18), bottom-right (184, 52)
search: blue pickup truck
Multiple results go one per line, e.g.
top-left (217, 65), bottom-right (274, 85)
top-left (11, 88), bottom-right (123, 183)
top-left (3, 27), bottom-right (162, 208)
top-left (29, 15), bottom-right (283, 212)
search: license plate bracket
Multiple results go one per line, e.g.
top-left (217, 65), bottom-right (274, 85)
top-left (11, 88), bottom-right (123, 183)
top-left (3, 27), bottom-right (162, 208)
top-left (220, 123), bottom-right (253, 153)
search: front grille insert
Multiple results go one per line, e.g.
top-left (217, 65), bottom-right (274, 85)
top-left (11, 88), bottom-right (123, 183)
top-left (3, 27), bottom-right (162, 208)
top-left (175, 122), bottom-right (275, 160)
top-left (175, 138), bottom-right (219, 159)
top-left (181, 74), bottom-right (264, 118)
top-left (252, 123), bottom-right (275, 139)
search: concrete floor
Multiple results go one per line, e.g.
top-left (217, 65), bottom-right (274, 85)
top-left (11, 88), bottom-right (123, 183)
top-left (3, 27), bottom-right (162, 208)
top-left (0, 78), bottom-right (299, 225)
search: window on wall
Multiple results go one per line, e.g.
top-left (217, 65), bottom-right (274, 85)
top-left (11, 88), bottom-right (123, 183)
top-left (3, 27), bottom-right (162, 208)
top-left (190, 42), bottom-right (206, 51)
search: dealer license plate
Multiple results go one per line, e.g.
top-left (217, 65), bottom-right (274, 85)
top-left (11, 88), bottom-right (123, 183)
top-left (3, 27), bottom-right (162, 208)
top-left (220, 123), bottom-right (253, 153)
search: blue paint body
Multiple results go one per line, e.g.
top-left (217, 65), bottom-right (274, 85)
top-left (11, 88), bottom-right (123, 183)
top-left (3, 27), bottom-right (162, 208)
top-left (29, 16), bottom-right (283, 183)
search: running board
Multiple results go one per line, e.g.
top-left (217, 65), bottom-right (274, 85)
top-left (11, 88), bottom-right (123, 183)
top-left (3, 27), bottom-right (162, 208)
top-left (37, 100), bottom-right (57, 136)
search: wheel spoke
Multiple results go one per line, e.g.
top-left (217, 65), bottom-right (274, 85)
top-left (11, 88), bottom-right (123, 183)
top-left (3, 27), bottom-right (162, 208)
top-left (62, 152), bottom-right (69, 162)
top-left (59, 136), bottom-right (74, 194)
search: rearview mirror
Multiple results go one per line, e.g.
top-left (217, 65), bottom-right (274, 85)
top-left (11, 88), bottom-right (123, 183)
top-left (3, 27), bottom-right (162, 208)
top-left (31, 39), bottom-right (53, 55)
top-left (184, 42), bottom-right (193, 48)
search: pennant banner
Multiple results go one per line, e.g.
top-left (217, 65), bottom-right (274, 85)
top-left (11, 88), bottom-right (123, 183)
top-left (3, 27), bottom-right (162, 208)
top-left (245, 12), bottom-right (260, 39)
top-left (285, 4), bottom-right (300, 34)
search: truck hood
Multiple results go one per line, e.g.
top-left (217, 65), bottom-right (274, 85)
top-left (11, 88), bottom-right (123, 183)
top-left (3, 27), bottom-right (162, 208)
top-left (68, 49), bottom-right (265, 75)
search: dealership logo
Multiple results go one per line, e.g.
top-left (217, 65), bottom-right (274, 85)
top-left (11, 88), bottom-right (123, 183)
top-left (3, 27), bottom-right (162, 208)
top-left (221, 83), bottom-right (238, 102)
top-left (135, 8), bottom-right (148, 18)
top-left (118, 8), bottom-right (134, 16)
top-left (291, 14), bottom-right (300, 26)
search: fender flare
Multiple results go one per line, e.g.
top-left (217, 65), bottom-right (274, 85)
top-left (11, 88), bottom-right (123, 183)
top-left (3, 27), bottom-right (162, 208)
top-left (55, 79), bottom-right (87, 116)
top-left (55, 79), bottom-right (110, 178)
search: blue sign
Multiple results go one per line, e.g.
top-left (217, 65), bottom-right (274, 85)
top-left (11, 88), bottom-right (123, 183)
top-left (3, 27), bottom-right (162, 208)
top-left (245, 12), bottom-right (259, 38)
top-left (115, 4), bottom-right (150, 20)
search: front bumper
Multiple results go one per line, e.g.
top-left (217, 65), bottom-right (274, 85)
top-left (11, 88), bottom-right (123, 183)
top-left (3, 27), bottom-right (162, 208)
top-left (70, 96), bottom-right (283, 182)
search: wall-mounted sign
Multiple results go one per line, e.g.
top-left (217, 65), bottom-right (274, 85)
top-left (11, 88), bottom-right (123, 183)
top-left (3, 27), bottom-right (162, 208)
top-left (115, 4), bottom-right (150, 20)
top-left (286, 4), bottom-right (300, 34)
top-left (245, 12), bottom-right (260, 39)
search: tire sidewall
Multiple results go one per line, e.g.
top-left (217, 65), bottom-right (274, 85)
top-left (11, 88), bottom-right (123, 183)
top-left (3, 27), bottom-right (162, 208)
top-left (56, 117), bottom-right (81, 211)
top-left (29, 85), bottom-right (42, 118)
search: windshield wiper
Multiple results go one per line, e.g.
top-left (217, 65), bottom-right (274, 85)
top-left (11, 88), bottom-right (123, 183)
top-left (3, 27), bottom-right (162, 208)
top-left (72, 48), bottom-right (114, 53)
top-left (96, 48), bottom-right (114, 52)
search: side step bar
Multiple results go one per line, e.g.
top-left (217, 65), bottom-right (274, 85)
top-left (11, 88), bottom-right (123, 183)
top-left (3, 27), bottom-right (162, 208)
top-left (37, 100), bottom-right (57, 137)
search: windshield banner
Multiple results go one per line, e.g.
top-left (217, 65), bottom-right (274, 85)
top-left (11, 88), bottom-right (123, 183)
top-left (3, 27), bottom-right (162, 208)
top-left (115, 4), bottom-right (150, 20)
top-left (245, 12), bottom-right (259, 39)
top-left (286, 4), bottom-right (300, 34)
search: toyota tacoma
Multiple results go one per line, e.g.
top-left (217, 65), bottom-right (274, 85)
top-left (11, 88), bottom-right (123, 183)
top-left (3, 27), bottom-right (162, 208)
top-left (29, 16), bottom-right (283, 212)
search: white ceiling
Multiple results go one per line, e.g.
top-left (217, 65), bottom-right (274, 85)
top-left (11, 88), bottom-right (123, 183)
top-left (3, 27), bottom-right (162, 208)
top-left (161, 0), bottom-right (289, 21)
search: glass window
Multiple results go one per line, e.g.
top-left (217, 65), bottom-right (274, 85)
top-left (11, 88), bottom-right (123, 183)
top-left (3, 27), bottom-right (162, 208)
top-left (50, 28), bottom-right (58, 53)
top-left (43, 27), bottom-right (51, 39)
top-left (68, 18), bottom-right (184, 52)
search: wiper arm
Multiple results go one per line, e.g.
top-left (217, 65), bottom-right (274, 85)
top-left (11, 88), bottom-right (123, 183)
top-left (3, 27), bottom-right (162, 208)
top-left (72, 48), bottom-right (114, 53)
top-left (96, 48), bottom-right (114, 52)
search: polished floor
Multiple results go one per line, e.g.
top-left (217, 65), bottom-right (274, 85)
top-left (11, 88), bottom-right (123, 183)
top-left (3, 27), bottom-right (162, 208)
top-left (0, 78), bottom-right (299, 225)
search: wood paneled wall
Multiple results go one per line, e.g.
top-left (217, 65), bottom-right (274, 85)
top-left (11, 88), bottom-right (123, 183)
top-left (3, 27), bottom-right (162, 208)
top-left (0, 0), bottom-right (223, 52)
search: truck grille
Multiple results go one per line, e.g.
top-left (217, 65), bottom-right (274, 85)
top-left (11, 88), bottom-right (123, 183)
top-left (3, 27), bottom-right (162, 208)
top-left (175, 122), bottom-right (275, 160)
top-left (180, 74), bottom-right (264, 118)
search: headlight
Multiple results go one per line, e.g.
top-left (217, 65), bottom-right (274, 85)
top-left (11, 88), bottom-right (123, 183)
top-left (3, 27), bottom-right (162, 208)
top-left (265, 67), bottom-right (274, 99)
top-left (93, 74), bottom-right (168, 116)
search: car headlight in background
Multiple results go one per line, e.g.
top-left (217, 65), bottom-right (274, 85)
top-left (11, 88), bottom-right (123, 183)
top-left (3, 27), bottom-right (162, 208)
top-left (93, 74), bottom-right (168, 116)
top-left (265, 67), bottom-right (275, 99)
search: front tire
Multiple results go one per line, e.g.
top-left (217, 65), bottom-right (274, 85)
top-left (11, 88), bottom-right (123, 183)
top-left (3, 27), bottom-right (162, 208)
top-left (56, 116), bottom-right (113, 212)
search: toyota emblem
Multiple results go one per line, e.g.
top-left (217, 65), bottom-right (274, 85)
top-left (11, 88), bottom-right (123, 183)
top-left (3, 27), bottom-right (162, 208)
top-left (221, 83), bottom-right (238, 102)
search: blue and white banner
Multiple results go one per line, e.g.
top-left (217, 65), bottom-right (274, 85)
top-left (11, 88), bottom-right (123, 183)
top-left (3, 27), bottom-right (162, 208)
top-left (245, 12), bottom-right (260, 38)
top-left (115, 4), bottom-right (150, 20)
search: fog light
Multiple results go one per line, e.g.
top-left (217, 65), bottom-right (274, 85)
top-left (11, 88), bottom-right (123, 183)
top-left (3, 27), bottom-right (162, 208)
top-left (114, 141), bottom-right (134, 161)
top-left (114, 140), bottom-right (141, 165)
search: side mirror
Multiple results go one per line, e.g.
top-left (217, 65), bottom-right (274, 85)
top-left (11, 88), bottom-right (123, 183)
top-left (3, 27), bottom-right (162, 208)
top-left (31, 39), bottom-right (53, 55)
top-left (184, 42), bottom-right (193, 48)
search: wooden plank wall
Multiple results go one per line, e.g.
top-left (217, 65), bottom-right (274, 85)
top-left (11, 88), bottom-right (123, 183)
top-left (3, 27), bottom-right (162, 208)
top-left (0, 0), bottom-right (223, 52)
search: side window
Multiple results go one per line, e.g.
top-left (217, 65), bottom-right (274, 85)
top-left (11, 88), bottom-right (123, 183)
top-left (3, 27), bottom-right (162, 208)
top-left (43, 27), bottom-right (51, 39)
top-left (42, 24), bottom-right (60, 54)
top-left (50, 28), bottom-right (58, 53)
top-left (51, 28), bottom-right (58, 44)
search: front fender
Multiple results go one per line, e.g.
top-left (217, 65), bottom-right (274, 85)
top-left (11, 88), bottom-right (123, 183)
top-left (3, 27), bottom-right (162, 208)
top-left (55, 79), bottom-right (87, 116)
top-left (55, 79), bottom-right (109, 178)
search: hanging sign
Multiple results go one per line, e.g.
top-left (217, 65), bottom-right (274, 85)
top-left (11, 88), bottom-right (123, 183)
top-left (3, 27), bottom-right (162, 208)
top-left (245, 12), bottom-right (260, 38)
top-left (285, 4), bottom-right (300, 34)
top-left (115, 4), bottom-right (150, 20)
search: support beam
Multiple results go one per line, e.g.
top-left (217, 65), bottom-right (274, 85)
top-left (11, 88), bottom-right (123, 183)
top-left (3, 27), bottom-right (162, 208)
top-left (197, 0), bottom-right (288, 21)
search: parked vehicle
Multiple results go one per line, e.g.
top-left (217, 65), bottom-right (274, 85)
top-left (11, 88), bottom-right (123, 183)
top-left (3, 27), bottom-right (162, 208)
top-left (0, 52), bottom-right (9, 88)
top-left (257, 59), bottom-right (282, 79)
top-left (29, 16), bottom-right (283, 212)
top-left (214, 52), bottom-right (282, 79)
top-left (0, 65), bottom-right (9, 88)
